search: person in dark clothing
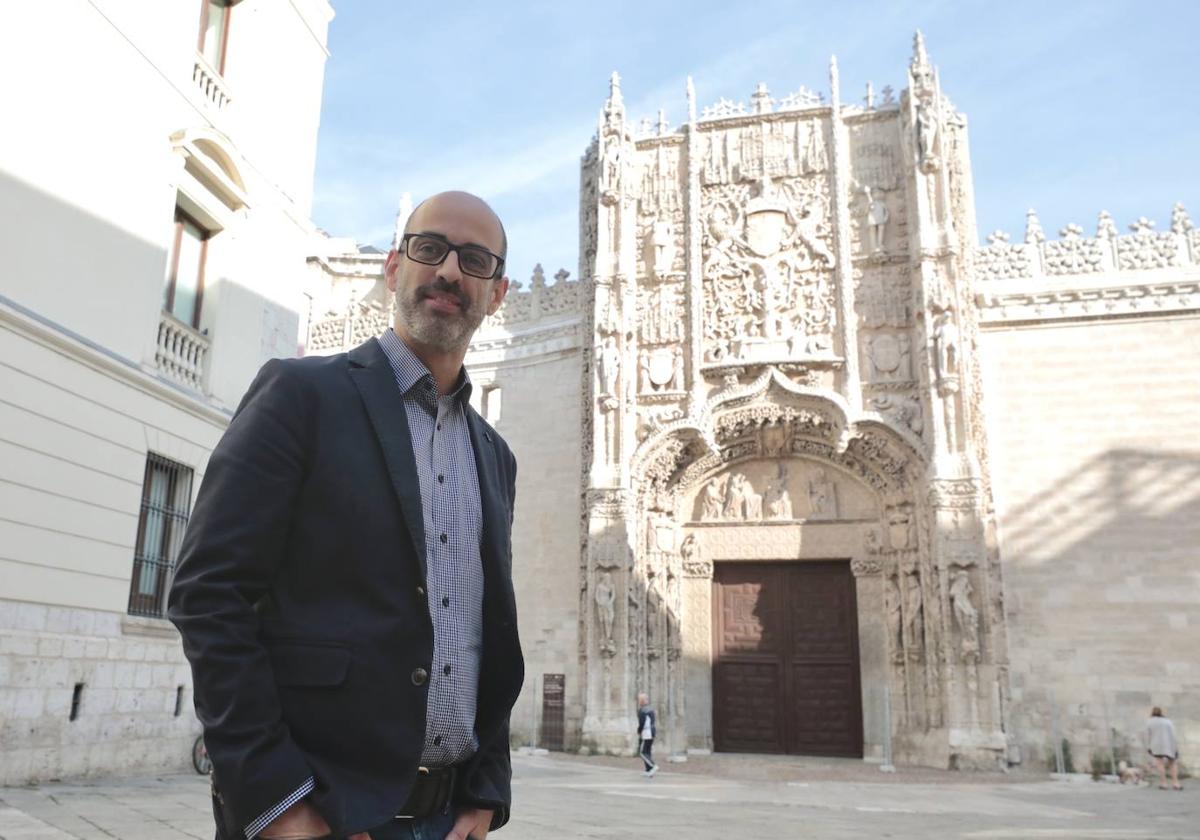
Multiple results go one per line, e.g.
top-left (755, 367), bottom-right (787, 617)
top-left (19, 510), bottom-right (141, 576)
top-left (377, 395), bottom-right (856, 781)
top-left (636, 693), bottom-right (658, 777)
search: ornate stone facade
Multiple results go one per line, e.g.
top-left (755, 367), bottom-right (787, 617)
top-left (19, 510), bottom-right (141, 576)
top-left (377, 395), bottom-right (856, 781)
top-left (302, 34), bottom-right (1199, 772)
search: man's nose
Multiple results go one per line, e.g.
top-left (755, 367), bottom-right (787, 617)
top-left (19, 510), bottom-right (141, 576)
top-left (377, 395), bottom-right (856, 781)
top-left (436, 250), bottom-right (464, 283)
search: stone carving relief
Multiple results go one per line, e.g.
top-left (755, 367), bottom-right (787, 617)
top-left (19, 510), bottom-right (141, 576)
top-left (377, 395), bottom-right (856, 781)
top-left (637, 282), bottom-right (686, 345)
top-left (863, 332), bottom-right (913, 383)
top-left (701, 176), bottom-right (837, 364)
top-left (851, 139), bottom-right (901, 193)
top-left (868, 393), bottom-right (924, 438)
top-left (806, 468), bottom-right (838, 520)
top-left (854, 266), bottom-right (910, 329)
top-left (764, 463), bottom-right (793, 520)
top-left (679, 533), bottom-right (711, 578)
top-left (638, 346), bottom-right (685, 394)
top-left (902, 571), bottom-right (924, 661)
top-left (693, 459), bottom-right (861, 523)
top-left (930, 305), bottom-right (960, 385)
top-left (887, 575), bottom-right (905, 663)
top-left (700, 119), bottom-right (827, 186)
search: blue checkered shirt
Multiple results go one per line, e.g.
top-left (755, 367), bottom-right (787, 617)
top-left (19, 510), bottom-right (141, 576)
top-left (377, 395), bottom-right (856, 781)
top-left (245, 330), bottom-right (484, 837)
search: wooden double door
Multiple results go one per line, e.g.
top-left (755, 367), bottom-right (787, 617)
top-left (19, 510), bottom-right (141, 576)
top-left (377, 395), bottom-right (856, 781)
top-left (712, 560), bottom-right (863, 757)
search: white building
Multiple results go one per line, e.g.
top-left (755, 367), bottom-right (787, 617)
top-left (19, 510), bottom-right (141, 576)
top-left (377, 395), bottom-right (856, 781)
top-left (0, 0), bottom-right (333, 783)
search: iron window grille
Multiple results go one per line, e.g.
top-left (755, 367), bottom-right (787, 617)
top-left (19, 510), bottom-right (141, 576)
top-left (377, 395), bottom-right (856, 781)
top-left (127, 454), bottom-right (194, 617)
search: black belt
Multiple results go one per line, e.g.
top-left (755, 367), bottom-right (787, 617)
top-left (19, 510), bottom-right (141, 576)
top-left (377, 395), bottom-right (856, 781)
top-left (394, 766), bottom-right (456, 820)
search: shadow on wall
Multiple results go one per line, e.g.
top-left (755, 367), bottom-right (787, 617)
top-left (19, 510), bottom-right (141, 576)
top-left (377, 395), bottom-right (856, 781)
top-left (1000, 447), bottom-right (1200, 773)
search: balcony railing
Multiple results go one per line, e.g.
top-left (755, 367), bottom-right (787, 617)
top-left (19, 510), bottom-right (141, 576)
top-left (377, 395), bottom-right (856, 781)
top-left (156, 312), bottom-right (210, 391)
top-left (193, 52), bottom-right (232, 112)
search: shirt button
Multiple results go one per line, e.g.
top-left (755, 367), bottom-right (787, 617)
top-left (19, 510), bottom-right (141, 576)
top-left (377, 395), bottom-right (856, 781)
top-left (437, 474), bottom-right (444, 484)
top-left (442, 596), bottom-right (450, 607)
top-left (444, 664), bottom-right (451, 675)
top-left (411, 667), bottom-right (428, 686)
top-left (436, 422), bottom-right (443, 431)
top-left (440, 533), bottom-right (447, 544)
top-left (433, 735), bottom-right (442, 746)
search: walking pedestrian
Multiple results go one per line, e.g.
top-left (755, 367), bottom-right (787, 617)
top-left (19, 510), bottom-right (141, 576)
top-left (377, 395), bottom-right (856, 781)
top-left (1146, 706), bottom-right (1183, 790)
top-left (637, 693), bottom-right (658, 778)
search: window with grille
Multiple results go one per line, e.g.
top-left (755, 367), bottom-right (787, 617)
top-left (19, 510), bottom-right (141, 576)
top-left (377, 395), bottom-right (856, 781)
top-left (127, 454), bottom-right (194, 617)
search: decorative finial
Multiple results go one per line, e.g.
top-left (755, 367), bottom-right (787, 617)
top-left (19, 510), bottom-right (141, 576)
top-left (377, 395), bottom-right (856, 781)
top-left (392, 191), bottom-right (414, 249)
top-left (913, 30), bottom-right (929, 67)
top-left (1024, 208), bottom-right (1045, 244)
top-left (751, 82), bottom-right (772, 114)
top-left (1096, 210), bottom-right (1118, 239)
top-left (986, 230), bottom-right (1010, 245)
top-left (686, 76), bottom-right (696, 125)
top-left (531, 263), bottom-right (546, 289)
top-left (604, 71), bottom-right (625, 123)
top-left (864, 81), bottom-right (874, 109)
top-left (657, 109), bottom-right (668, 136)
top-left (1171, 201), bottom-right (1193, 233)
top-left (829, 55), bottom-right (840, 104)
top-left (1059, 223), bottom-right (1083, 240)
top-left (1129, 217), bottom-right (1156, 235)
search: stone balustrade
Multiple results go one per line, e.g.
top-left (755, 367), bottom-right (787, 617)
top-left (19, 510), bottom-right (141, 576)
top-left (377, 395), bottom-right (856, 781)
top-left (155, 312), bottom-right (209, 390)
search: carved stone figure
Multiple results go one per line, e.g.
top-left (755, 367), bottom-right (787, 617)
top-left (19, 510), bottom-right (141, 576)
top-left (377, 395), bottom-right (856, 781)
top-left (595, 571), bottom-right (616, 648)
top-left (723, 473), bottom-right (747, 520)
top-left (887, 576), bottom-right (904, 663)
top-left (743, 479), bottom-right (763, 520)
top-left (916, 103), bottom-right (937, 170)
top-left (950, 569), bottom-right (980, 662)
top-left (598, 334), bottom-right (620, 397)
top-left (651, 219), bottom-right (676, 276)
top-left (807, 468), bottom-right (837, 520)
top-left (764, 464), bottom-right (793, 520)
top-left (932, 306), bottom-right (959, 382)
top-left (638, 348), bottom-right (652, 393)
top-left (700, 476), bottom-right (725, 521)
top-left (902, 572), bottom-right (924, 660)
top-left (887, 505), bottom-right (913, 551)
top-left (864, 186), bottom-right (889, 253)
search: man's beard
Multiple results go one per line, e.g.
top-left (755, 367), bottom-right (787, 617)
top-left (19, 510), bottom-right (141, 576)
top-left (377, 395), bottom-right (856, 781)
top-left (394, 278), bottom-right (486, 352)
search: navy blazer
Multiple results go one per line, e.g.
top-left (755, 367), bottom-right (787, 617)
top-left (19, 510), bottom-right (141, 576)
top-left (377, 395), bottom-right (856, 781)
top-left (168, 337), bottom-right (524, 838)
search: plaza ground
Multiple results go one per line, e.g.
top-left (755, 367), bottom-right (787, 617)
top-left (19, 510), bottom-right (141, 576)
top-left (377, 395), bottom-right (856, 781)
top-left (1, 751), bottom-right (1196, 839)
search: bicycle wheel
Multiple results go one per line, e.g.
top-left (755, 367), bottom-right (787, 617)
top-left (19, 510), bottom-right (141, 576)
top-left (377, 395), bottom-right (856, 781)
top-left (192, 734), bottom-right (213, 775)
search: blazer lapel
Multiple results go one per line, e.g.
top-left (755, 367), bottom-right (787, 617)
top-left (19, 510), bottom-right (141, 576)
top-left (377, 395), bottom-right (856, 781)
top-left (347, 339), bottom-right (427, 579)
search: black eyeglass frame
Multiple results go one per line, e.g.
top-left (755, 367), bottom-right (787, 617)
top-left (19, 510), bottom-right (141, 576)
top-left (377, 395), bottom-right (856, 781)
top-left (399, 232), bottom-right (506, 280)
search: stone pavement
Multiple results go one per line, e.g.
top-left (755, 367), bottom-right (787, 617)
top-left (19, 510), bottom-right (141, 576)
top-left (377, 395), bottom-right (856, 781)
top-left (1, 751), bottom-right (1196, 840)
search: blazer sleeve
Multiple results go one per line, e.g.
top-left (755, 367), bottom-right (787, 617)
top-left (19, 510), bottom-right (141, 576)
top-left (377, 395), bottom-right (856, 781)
top-left (168, 359), bottom-right (316, 830)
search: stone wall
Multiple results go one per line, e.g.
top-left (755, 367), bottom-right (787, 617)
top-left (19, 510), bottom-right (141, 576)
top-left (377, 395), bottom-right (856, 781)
top-left (468, 349), bottom-right (586, 749)
top-left (980, 314), bottom-right (1200, 770)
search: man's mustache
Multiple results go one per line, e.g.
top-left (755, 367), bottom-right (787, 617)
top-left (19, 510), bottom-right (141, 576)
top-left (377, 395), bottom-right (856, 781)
top-left (415, 280), bottom-right (469, 309)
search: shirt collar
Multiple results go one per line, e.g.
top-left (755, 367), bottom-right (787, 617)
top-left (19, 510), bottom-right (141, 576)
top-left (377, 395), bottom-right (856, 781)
top-left (378, 329), bottom-right (473, 412)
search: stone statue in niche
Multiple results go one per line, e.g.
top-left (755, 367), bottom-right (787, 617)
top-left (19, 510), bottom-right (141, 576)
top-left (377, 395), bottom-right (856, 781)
top-left (902, 572), bottom-right (924, 661)
top-left (651, 219), bottom-right (676, 277)
top-left (949, 569), bottom-right (980, 662)
top-left (672, 346), bottom-right (685, 391)
top-left (916, 103), bottom-right (938, 171)
top-left (807, 468), bottom-right (838, 520)
top-left (680, 533), bottom-right (702, 572)
top-left (931, 306), bottom-right (960, 383)
top-left (887, 575), bottom-right (904, 663)
top-left (645, 573), bottom-right (663, 649)
top-left (863, 186), bottom-right (889, 254)
top-left (743, 479), bottom-right (763, 520)
top-left (594, 571), bottom-right (616, 652)
top-left (700, 476), bottom-right (725, 521)
top-left (638, 348), bottom-right (652, 393)
top-left (764, 463), bottom-right (793, 520)
top-left (598, 334), bottom-right (620, 398)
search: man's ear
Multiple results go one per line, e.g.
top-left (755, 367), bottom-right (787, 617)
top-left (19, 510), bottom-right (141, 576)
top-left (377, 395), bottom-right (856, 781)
top-left (487, 276), bottom-right (510, 315)
top-left (384, 249), bottom-right (400, 292)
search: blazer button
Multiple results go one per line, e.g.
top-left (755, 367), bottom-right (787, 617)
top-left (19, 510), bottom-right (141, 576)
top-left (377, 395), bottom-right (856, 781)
top-left (416, 585), bottom-right (426, 597)
top-left (411, 667), bottom-right (428, 686)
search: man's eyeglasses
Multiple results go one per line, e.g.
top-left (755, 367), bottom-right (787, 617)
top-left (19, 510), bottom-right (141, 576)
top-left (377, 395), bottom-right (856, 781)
top-left (400, 233), bottom-right (505, 280)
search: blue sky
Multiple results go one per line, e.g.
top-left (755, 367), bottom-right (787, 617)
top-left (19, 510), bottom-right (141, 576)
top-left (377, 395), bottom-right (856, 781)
top-left (312, 0), bottom-right (1199, 285)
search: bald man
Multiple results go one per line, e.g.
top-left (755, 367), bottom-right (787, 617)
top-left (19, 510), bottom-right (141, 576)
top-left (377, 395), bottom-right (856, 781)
top-left (170, 192), bottom-right (524, 840)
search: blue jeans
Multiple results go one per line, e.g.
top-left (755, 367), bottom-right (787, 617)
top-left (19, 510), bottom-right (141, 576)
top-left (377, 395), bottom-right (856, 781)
top-left (360, 809), bottom-right (459, 840)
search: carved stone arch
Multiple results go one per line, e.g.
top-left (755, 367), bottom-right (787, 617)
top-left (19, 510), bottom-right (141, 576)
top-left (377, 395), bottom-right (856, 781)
top-left (170, 126), bottom-right (250, 229)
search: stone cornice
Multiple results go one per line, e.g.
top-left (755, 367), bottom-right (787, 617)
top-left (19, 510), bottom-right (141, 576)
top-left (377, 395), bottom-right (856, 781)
top-left (977, 278), bottom-right (1200, 326)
